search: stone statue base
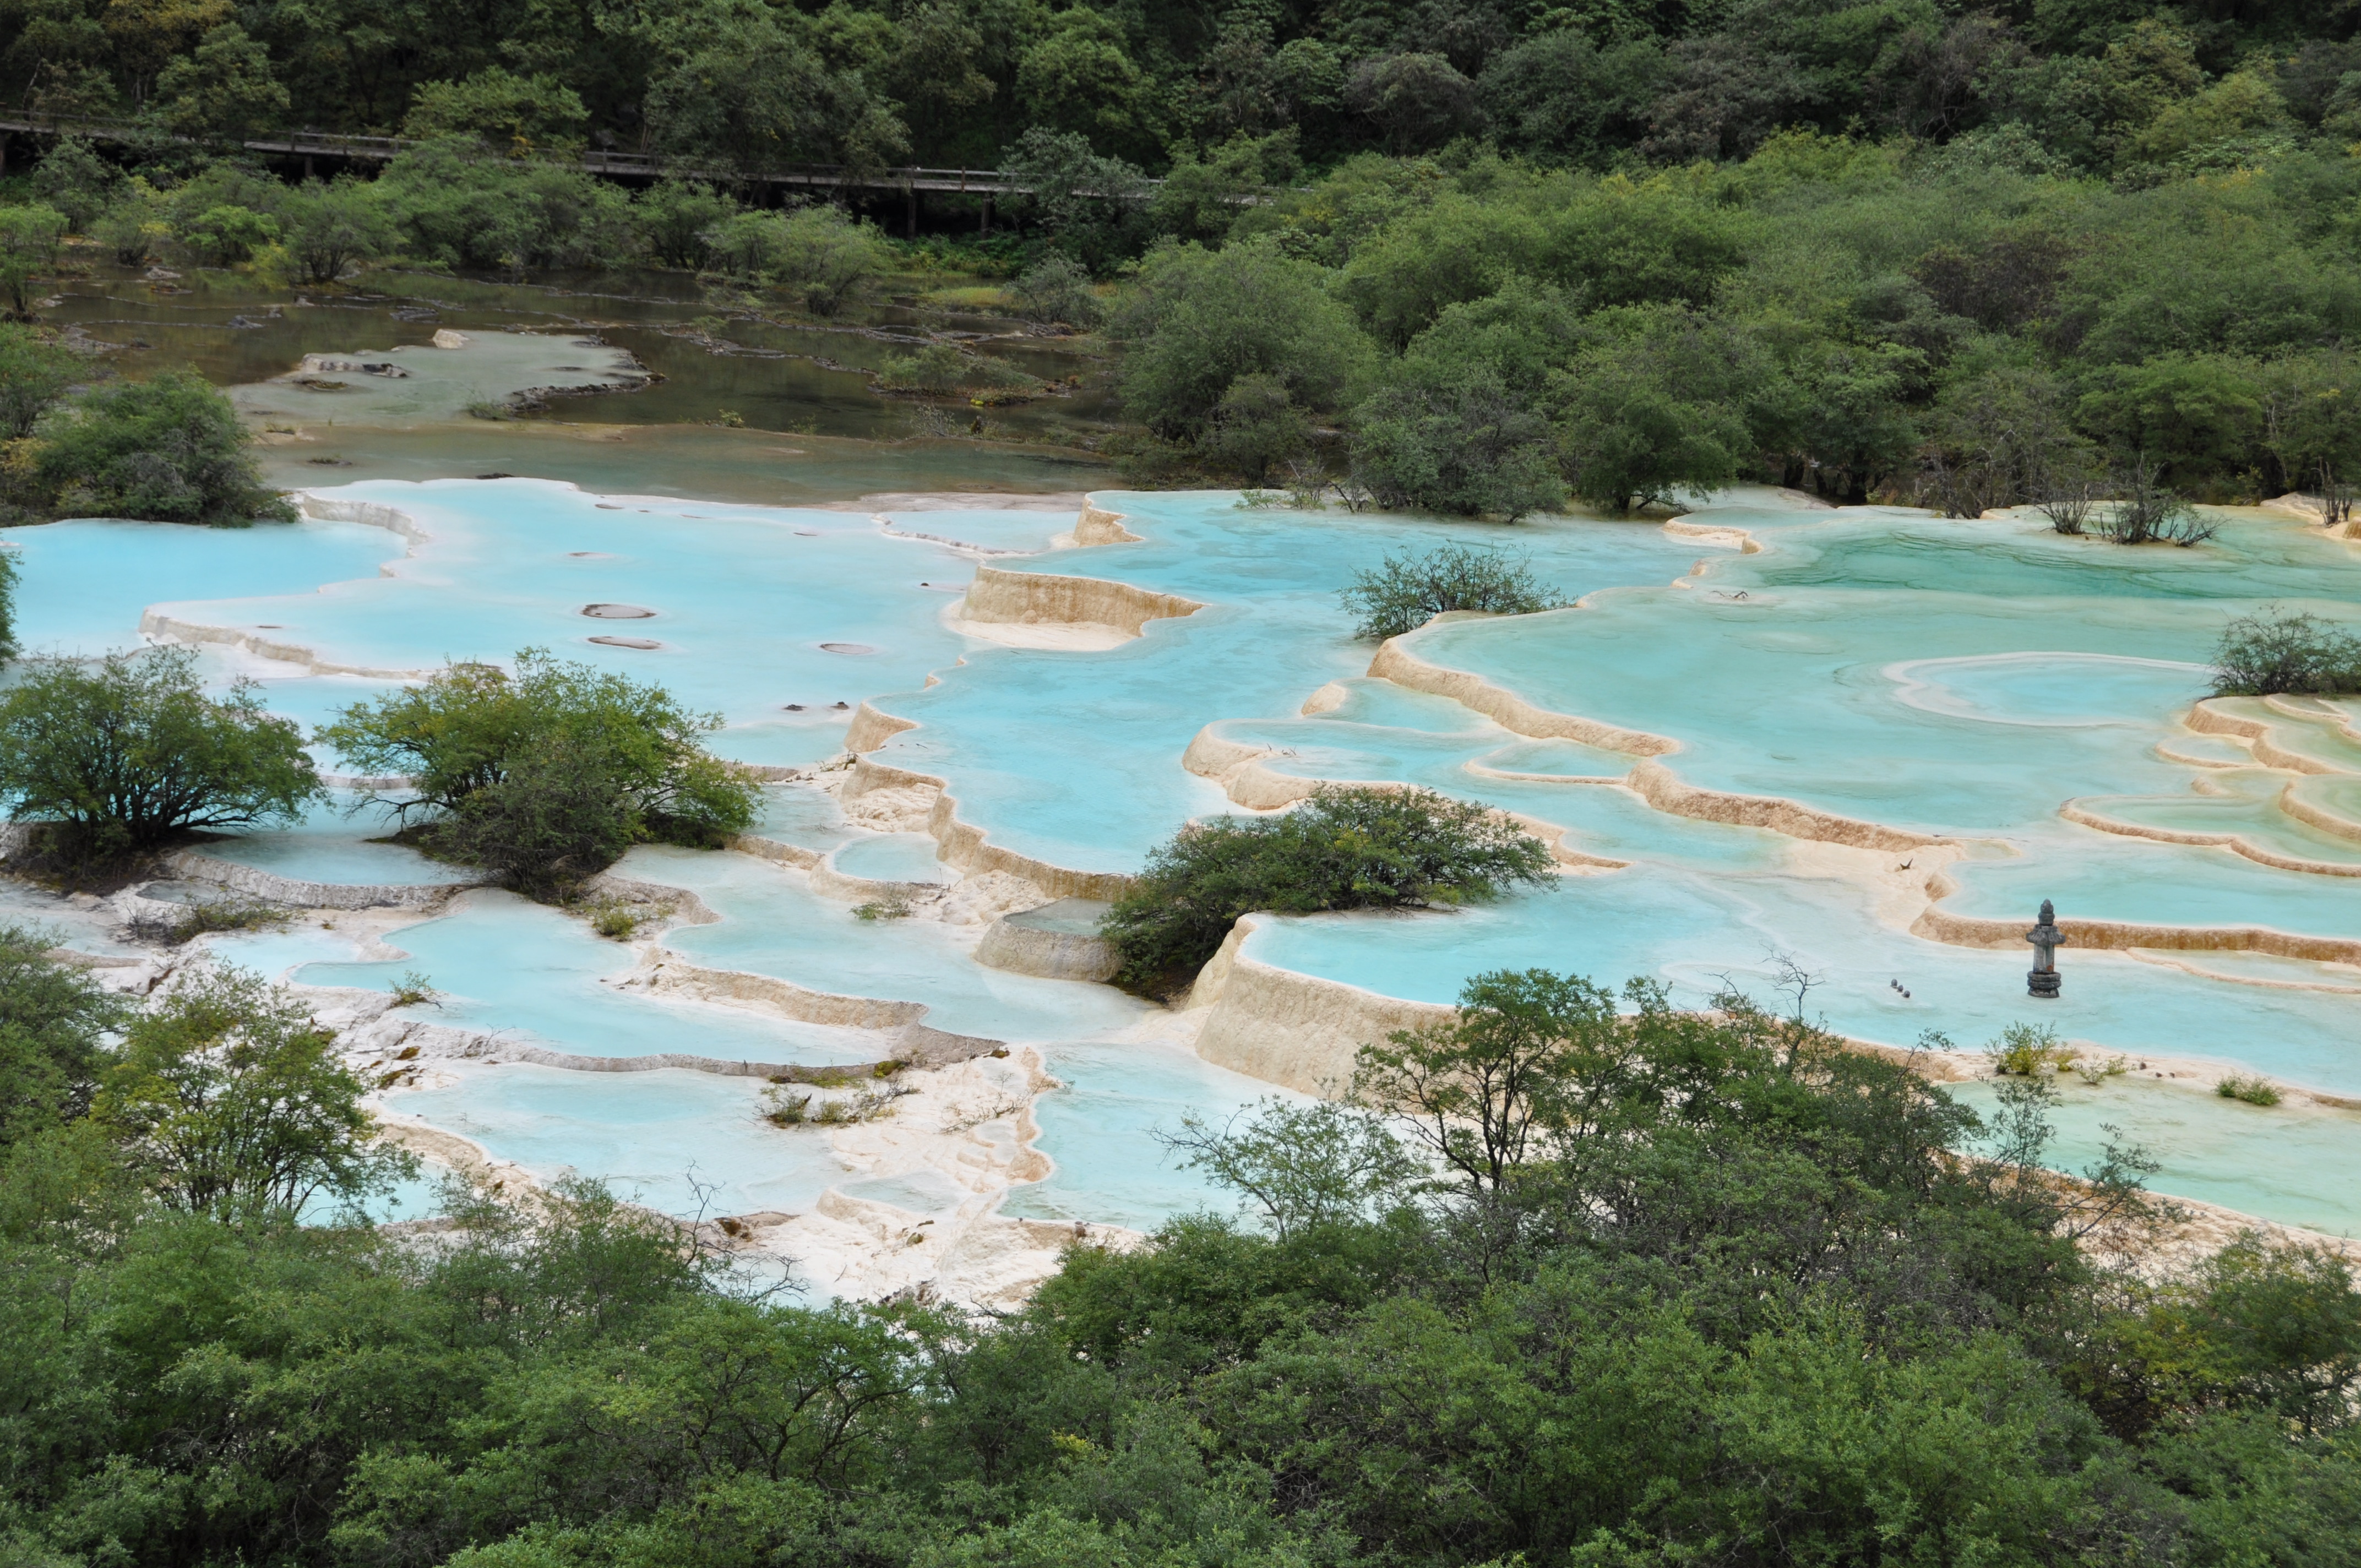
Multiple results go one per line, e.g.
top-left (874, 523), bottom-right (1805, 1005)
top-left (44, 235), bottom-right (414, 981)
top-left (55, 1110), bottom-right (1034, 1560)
top-left (2027, 969), bottom-right (2060, 999)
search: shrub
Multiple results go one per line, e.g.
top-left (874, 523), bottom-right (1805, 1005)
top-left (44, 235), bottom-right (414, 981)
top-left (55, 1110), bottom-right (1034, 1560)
top-left (374, 143), bottom-right (629, 276)
top-left (2093, 458), bottom-right (2218, 546)
top-left (0, 203), bottom-right (69, 318)
top-left (178, 203), bottom-right (280, 266)
top-left (0, 649), bottom-right (324, 868)
top-left (1006, 252), bottom-right (1102, 331)
top-left (30, 136), bottom-right (113, 232)
top-left (0, 921), bottom-right (127, 1148)
top-left (699, 207), bottom-right (890, 314)
top-left (1989, 1022), bottom-right (2072, 1077)
top-left (24, 367), bottom-right (294, 525)
top-left (2216, 1073), bottom-right (2281, 1106)
top-left (1350, 366), bottom-right (1565, 520)
top-left (316, 650), bottom-right (759, 900)
top-left (2210, 605), bottom-right (2361, 695)
top-left (0, 324), bottom-right (77, 438)
top-left (0, 547), bottom-right (16, 661)
top-left (89, 965), bottom-right (414, 1217)
top-left (401, 67), bottom-right (587, 153)
top-left (875, 341), bottom-right (1037, 396)
top-left (1199, 372), bottom-right (1312, 480)
top-left (633, 181), bottom-right (738, 270)
top-left (1341, 542), bottom-right (1567, 640)
top-left (1101, 785), bottom-right (1556, 995)
top-left (279, 177), bottom-right (395, 282)
top-left (388, 971), bottom-right (441, 1007)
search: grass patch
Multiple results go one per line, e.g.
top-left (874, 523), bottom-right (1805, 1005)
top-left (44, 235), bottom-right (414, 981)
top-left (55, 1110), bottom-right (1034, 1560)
top-left (132, 897), bottom-right (291, 946)
top-left (2216, 1073), bottom-right (2282, 1106)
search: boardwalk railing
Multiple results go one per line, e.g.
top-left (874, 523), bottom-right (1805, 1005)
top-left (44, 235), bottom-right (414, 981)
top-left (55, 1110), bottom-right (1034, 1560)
top-left (0, 113), bottom-right (1135, 198)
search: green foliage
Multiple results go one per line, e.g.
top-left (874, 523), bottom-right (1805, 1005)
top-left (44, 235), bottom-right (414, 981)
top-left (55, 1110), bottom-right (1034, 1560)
top-left (1989, 1021), bottom-right (2074, 1076)
top-left (21, 367), bottom-right (292, 524)
top-left (642, 14), bottom-right (906, 179)
top-left (0, 323), bottom-right (78, 438)
top-left (278, 176), bottom-right (395, 282)
top-left (0, 203), bottom-right (68, 317)
top-left (1000, 128), bottom-right (1152, 276)
top-left (0, 922), bottom-right (126, 1150)
top-left (0, 545), bottom-right (15, 660)
top-left (1554, 308), bottom-right (1754, 513)
top-left (875, 341), bottom-right (1035, 395)
top-left (631, 181), bottom-right (737, 270)
top-left (89, 964), bottom-right (414, 1218)
top-left (401, 66), bottom-right (587, 153)
top-left (1004, 251), bottom-right (1100, 331)
top-left (2216, 1073), bottom-right (2282, 1107)
top-left (137, 896), bottom-right (291, 945)
top-left (1351, 363), bottom-right (1564, 519)
top-left (0, 648), bottom-right (324, 865)
top-left (1101, 785), bottom-right (1555, 994)
top-left (1112, 240), bottom-right (1373, 442)
top-left (29, 137), bottom-right (113, 232)
top-left (154, 23), bottom-right (290, 141)
top-left (374, 145), bottom-right (628, 276)
top-left (0, 952), bottom-right (2355, 1568)
top-left (178, 202), bottom-right (279, 266)
top-left (699, 206), bottom-right (889, 314)
top-left (2212, 605), bottom-right (2361, 696)
top-left (316, 650), bottom-right (757, 899)
top-left (1341, 542), bottom-right (1566, 640)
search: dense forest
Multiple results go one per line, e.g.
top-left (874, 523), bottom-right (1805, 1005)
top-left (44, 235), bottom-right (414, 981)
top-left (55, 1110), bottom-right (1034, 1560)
top-left (1, 1), bottom-right (2359, 515)
top-left (7, 929), bottom-right (2361, 1568)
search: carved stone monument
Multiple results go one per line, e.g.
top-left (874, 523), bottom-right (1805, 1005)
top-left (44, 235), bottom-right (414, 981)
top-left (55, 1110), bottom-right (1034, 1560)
top-left (2025, 899), bottom-right (2064, 998)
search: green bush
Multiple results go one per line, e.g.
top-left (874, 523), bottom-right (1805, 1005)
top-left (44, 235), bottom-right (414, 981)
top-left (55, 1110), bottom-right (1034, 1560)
top-left (875, 340), bottom-right (1036, 395)
top-left (278, 176), bottom-right (394, 282)
top-left (698, 206), bottom-right (890, 314)
top-left (0, 203), bottom-right (68, 318)
top-left (1350, 364), bottom-right (1565, 520)
top-left (1005, 251), bottom-right (1101, 330)
top-left (2211, 605), bottom-right (2361, 695)
top-left (1341, 542), bottom-right (1568, 640)
top-left (0, 921), bottom-right (126, 1148)
top-left (1101, 785), bottom-right (1555, 995)
top-left (0, 318), bottom-right (81, 451)
top-left (0, 648), bottom-right (324, 867)
top-left (316, 649), bottom-right (759, 900)
top-left (2216, 1072), bottom-right (2282, 1106)
top-left (632, 180), bottom-right (738, 270)
top-left (1989, 1021), bottom-right (2072, 1076)
top-left (23, 367), bottom-right (292, 525)
top-left (374, 142), bottom-right (628, 275)
top-left (0, 546), bottom-right (17, 661)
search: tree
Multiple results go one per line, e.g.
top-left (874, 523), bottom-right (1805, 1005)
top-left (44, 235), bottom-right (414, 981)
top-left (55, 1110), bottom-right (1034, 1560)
top-left (632, 181), bottom-right (737, 270)
top-left (1553, 308), bottom-right (1754, 513)
top-left (0, 923), bottom-right (128, 1148)
top-left (90, 965), bottom-right (411, 1218)
top-left (1100, 785), bottom-right (1555, 994)
top-left (278, 176), bottom-right (394, 282)
top-left (1006, 252), bottom-right (1101, 331)
top-left (1345, 52), bottom-right (1482, 154)
top-left (1160, 1098), bottom-right (1420, 1237)
top-left (30, 137), bottom-right (116, 232)
top-left (2260, 350), bottom-right (2361, 526)
top-left (1353, 968), bottom-right (1624, 1194)
top-left (25, 367), bottom-right (293, 524)
top-left (153, 22), bottom-right (290, 140)
top-left (1351, 364), bottom-right (1565, 520)
top-left (2210, 606), bottom-right (2361, 696)
top-left (698, 206), bottom-right (889, 314)
top-left (373, 145), bottom-right (629, 276)
top-left (1542, 173), bottom-right (1754, 310)
top-left (644, 15), bottom-right (908, 180)
top-left (1336, 193), bottom-right (1545, 351)
top-left (1112, 239), bottom-right (1373, 441)
top-left (1340, 542), bottom-right (1566, 640)
top-left (0, 205), bottom-right (69, 319)
top-left (1013, 9), bottom-right (1154, 160)
top-left (401, 66), bottom-right (587, 154)
top-left (0, 649), bottom-right (324, 865)
top-left (1922, 364), bottom-right (2096, 517)
top-left (177, 202), bottom-right (279, 266)
top-left (1000, 128), bottom-right (1153, 276)
top-left (0, 324), bottom-right (79, 437)
top-left (0, 547), bottom-right (16, 660)
top-left (315, 650), bottom-right (758, 899)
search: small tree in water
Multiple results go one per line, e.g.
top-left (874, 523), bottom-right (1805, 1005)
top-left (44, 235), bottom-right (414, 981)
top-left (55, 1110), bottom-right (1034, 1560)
top-left (0, 649), bottom-right (324, 870)
top-left (2211, 604), bottom-right (2361, 696)
top-left (318, 649), bottom-right (759, 899)
top-left (1341, 542), bottom-right (1566, 640)
top-left (1100, 785), bottom-right (1555, 995)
